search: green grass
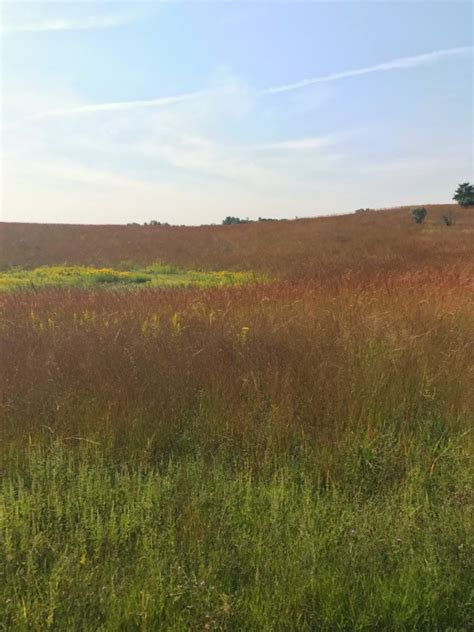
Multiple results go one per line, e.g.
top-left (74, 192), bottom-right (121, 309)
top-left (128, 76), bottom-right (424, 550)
top-left (0, 264), bottom-right (264, 291)
top-left (1, 437), bottom-right (472, 631)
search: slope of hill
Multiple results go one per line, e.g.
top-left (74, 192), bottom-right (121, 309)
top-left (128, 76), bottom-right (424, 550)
top-left (1, 204), bottom-right (473, 281)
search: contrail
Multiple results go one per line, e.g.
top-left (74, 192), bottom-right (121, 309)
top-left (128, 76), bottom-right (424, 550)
top-left (35, 92), bottom-right (203, 119)
top-left (29, 46), bottom-right (473, 121)
top-left (2, 14), bottom-right (135, 34)
top-left (262, 46), bottom-right (473, 94)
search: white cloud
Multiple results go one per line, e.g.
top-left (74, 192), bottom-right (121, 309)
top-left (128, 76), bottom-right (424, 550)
top-left (2, 49), bottom-right (470, 224)
top-left (155, 134), bottom-right (277, 184)
top-left (34, 92), bottom-right (204, 119)
top-left (353, 152), bottom-right (469, 176)
top-left (258, 133), bottom-right (350, 151)
top-left (1, 13), bottom-right (136, 34)
top-left (23, 46), bottom-right (472, 123)
top-left (2, 73), bottom-right (348, 224)
top-left (1, 155), bottom-right (306, 225)
top-left (263, 46), bottom-right (473, 94)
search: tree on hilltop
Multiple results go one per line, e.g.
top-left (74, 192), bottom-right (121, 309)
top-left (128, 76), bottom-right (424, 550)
top-left (222, 216), bottom-right (250, 225)
top-left (453, 182), bottom-right (474, 207)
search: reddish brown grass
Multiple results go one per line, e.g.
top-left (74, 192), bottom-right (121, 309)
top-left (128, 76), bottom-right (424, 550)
top-left (1, 276), bottom-right (472, 456)
top-left (1, 205), bottom-right (473, 281)
top-left (1, 204), bottom-right (473, 460)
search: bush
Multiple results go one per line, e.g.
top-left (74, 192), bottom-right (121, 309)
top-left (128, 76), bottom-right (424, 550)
top-left (411, 207), bottom-right (427, 224)
top-left (441, 211), bottom-right (456, 227)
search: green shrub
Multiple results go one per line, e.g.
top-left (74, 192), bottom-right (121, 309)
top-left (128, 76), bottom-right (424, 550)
top-left (411, 207), bottom-right (427, 224)
top-left (441, 211), bottom-right (456, 227)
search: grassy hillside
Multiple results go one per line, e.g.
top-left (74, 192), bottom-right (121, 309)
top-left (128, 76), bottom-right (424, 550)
top-left (1, 204), bottom-right (473, 280)
top-left (1, 206), bottom-right (473, 630)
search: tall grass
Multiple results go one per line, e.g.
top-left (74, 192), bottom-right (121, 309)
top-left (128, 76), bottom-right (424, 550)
top-left (1, 445), bottom-right (472, 631)
top-left (1, 209), bottom-right (473, 628)
top-left (1, 274), bottom-right (472, 453)
top-left (1, 205), bottom-right (473, 280)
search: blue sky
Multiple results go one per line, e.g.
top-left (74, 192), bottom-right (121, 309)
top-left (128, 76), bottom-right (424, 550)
top-left (1, 1), bottom-right (472, 225)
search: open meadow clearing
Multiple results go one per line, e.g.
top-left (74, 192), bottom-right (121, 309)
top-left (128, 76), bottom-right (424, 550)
top-left (2, 1), bottom-right (473, 627)
top-left (1, 206), bottom-right (473, 630)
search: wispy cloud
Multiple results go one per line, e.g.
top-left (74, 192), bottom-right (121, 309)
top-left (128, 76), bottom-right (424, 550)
top-left (35, 92), bottom-right (203, 119)
top-left (263, 46), bottom-right (473, 94)
top-left (25, 46), bottom-right (472, 121)
top-left (258, 134), bottom-right (348, 151)
top-left (1, 13), bottom-right (135, 34)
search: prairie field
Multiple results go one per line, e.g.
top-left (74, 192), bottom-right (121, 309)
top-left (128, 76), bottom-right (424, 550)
top-left (1, 205), bottom-right (473, 630)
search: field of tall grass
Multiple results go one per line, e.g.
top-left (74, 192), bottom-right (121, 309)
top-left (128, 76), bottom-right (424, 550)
top-left (1, 206), bottom-right (473, 630)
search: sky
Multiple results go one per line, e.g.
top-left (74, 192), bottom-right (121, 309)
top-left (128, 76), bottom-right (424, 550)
top-left (1, 1), bottom-right (473, 225)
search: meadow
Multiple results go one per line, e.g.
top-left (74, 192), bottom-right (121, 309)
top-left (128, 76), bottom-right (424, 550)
top-left (0, 264), bottom-right (261, 292)
top-left (1, 205), bottom-right (473, 630)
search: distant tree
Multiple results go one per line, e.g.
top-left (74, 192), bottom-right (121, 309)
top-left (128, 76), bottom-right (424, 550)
top-left (411, 207), bottom-right (427, 224)
top-left (222, 216), bottom-right (250, 225)
top-left (143, 220), bottom-right (171, 227)
top-left (441, 211), bottom-right (456, 226)
top-left (354, 208), bottom-right (373, 214)
top-left (453, 182), bottom-right (474, 207)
